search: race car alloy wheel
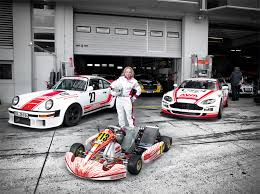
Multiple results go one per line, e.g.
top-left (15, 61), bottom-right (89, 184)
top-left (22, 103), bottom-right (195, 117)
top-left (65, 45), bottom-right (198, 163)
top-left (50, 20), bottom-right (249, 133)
top-left (70, 143), bottom-right (85, 158)
top-left (160, 136), bottom-right (172, 152)
top-left (218, 100), bottom-right (223, 119)
top-left (64, 104), bottom-right (82, 127)
top-left (127, 154), bottom-right (142, 175)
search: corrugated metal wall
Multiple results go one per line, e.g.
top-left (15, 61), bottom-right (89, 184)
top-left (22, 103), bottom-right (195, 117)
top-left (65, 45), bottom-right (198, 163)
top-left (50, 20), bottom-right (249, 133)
top-left (0, 0), bottom-right (13, 48)
top-left (74, 14), bottom-right (181, 58)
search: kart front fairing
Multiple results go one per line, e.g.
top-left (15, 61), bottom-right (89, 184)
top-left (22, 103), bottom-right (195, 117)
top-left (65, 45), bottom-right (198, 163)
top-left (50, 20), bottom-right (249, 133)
top-left (65, 128), bottom-right (127, 180)
top-left (65, 152), bottom-right (127, 180)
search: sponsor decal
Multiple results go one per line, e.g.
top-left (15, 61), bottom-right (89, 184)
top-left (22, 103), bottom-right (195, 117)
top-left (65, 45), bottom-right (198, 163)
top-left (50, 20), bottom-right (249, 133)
top-left (179, 93), bottom-right (198, 99)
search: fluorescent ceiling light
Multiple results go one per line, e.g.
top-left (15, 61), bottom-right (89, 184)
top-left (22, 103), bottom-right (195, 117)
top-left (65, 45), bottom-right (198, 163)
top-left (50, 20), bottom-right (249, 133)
top-left (209, 36), bottom-right (223, 40)
top-left (157, 0), bottom-right (199, 4)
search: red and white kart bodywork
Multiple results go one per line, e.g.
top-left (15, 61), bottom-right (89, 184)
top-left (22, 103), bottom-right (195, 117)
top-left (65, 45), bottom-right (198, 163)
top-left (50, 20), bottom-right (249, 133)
top-left (8, 75), bottom-right (116, 129)
top-left (162, 78), bottom-right (229, 119)
top-left (65, 125), bottom-right (172, 180)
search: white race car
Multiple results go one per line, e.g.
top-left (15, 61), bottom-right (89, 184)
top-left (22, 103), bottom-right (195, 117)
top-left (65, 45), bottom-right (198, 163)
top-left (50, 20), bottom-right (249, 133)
top-left (8, 75), bottom-right (116, 129)
top-left (161, 78), bottom-right (229, 119)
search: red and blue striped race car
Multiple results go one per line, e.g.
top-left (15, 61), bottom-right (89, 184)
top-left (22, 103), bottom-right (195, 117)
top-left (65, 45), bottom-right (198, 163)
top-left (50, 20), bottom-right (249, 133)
top-left (8, 75), bottom-right (116, 129)
top-left (161, 78), bottom-right (229, 119)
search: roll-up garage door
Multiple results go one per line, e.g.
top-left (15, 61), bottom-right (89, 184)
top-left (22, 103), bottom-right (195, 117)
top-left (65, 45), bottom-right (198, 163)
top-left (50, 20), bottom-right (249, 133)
top-left (74, 14), bottom-right (181, 58)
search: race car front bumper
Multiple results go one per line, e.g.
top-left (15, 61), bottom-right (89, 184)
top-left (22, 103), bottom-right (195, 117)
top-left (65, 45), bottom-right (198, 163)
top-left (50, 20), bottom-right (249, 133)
top-left (161, 101), bottom-right (219, 119)
top-left (8, 107), bottom-right (62, 129)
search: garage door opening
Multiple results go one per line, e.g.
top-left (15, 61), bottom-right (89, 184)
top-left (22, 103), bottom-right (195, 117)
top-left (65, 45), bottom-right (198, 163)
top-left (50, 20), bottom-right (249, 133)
top-left (74, 55), bottom-right (181, 92)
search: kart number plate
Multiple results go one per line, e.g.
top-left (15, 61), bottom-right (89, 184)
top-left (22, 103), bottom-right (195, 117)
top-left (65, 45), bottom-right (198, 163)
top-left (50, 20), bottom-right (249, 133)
top-left (96, 132), bottom-right (110, 142)
top-left (14, 111), bottom-right (29, 118)
top-left (147, 90), bottom-right (153, 93)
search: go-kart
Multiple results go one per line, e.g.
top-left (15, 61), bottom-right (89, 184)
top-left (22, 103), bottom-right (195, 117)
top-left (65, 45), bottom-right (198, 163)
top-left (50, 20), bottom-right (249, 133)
top-left (64, 125), bottom-right (172, 180)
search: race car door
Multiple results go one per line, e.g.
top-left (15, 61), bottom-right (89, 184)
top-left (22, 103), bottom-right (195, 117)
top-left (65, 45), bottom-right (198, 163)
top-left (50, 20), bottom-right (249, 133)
top-left (85, 78), bottom-right (109, 112)
top-left (99, 78), bottom-right (112, 107)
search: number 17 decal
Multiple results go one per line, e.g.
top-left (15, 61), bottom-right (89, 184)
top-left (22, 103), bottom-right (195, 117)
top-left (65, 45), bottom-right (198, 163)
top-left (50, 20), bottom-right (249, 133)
top-left (89, 92), bottom-right (95, 103)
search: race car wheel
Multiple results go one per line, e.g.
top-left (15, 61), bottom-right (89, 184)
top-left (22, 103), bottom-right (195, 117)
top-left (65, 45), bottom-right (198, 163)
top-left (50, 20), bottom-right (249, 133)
top-left (127, 154), bottom-right (142, 175)
top-left (160, 136), bottom-right (172, 152)
top-left (64, 104), bottom-right (82, 127)
top-left (217, 101), bottom-right (223, 119)
top-left (70, 143), bottom-right (85, 158)
top-left (112, 98), bottom-right (117, 112)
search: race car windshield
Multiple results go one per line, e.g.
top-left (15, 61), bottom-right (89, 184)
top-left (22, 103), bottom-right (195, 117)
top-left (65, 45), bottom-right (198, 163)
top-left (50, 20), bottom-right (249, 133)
top-left (53, 79), bottom-right (87, 91)
top-left (180, 80), bottom-right (216, 90)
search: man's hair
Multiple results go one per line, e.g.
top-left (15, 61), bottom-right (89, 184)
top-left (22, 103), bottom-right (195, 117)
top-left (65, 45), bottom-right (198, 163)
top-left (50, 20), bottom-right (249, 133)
top-left (121, 66), bottom-right (135, 77)
top-left (234, 67), bottom-right (240, 71)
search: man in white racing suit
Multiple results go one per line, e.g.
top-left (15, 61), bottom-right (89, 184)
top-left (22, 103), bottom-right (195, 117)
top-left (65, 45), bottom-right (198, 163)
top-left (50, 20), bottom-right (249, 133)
top-left (111, 66), bottom-right (141, 128)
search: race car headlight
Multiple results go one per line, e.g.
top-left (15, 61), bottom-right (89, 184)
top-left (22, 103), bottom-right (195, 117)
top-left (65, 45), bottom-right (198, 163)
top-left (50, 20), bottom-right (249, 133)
top-left (45, 99), bottom-right (53, 110)
top-left (163, 96), bottom-right (173, 102)
top-left (201, 99), bottom-right (216, 105)
top-left (12, 96), bottom-right (19, 105)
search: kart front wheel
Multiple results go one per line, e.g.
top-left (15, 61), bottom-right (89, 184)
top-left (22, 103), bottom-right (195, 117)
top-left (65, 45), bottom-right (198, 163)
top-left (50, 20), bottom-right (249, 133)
top-left (70, 143), bottom-right (85, 158)
top-left (127, 154), bottom-right (142, 175)
top-left (160, 136), bottom-right (172, 152)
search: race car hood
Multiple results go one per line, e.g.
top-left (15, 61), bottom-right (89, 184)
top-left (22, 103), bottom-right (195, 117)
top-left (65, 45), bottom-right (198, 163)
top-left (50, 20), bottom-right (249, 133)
top-left (169, 88), bottom-right (216, 103)
top-left (13, 89), bottom-right (79, 111)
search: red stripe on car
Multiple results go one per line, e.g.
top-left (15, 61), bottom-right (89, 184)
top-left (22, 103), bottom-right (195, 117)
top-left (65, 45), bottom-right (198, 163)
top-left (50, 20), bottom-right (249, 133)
top-left (100, 94), bottom-right (113, 105)
top-left (195, 90), bottom-right (216, 104)
top-left (173, 88), bottom-right (180, 101)
top-left (21, 91), bottom-right (63, 111)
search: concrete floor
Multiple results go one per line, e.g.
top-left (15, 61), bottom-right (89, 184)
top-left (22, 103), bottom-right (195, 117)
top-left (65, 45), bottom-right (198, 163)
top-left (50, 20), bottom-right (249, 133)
top-left (0, 96), bottom-right (259, 194)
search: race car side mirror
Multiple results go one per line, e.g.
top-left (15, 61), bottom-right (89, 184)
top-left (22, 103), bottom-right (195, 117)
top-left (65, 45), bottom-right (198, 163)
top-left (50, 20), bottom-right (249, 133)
top-left (87, 86), bottom-right (94, 92)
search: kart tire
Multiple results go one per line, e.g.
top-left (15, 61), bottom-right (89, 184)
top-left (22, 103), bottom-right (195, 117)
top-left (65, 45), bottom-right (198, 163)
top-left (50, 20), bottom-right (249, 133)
top-left (70, 143), bottom-right (85, 158)
top-left (64, 104), bottom-right (82, 127)
top-left (160, 136), bottom-right (172, 152)
top-left (127, 154), bottom-right (142, 175)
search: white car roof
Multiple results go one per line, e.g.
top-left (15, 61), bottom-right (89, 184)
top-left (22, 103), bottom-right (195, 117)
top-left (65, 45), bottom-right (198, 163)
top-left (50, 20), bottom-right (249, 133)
top-left (62, 75), bottom-right (106, 80)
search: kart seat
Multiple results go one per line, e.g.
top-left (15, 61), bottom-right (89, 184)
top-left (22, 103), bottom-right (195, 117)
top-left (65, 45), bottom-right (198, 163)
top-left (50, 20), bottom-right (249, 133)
top-left (120, 127), bottom-right (139, 153)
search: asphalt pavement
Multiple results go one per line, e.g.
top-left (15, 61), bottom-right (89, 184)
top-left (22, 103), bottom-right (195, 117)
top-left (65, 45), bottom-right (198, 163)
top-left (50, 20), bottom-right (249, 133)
top-left (0, 97), bottom-right (259, 194)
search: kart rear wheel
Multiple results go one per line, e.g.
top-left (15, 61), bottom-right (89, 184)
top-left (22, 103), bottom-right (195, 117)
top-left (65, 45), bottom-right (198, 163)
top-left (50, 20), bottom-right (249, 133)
top-left (64, 104), bottom-right (82, 127)
top-left (127, 154), bottom-right (142, 175)
top-left (70, 143), bottom-right (85, 158)
top-left (160, 136), bottom-right (172, 152)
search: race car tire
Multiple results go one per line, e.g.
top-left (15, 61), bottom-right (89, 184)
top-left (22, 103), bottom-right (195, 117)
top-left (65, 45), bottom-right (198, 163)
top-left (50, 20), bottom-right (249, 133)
top-left (64, 104), bottom-right (82, 127)
top-left (127, 154), bottom-right (142, 175)
top-left (112, 98), bottom-right (117, 112)
top-left (217, 101), bottom-right (223, 119)
top-left (70, 143), bottom-right (85, 158)
top-left (160, 136), bottom-right (172, 152)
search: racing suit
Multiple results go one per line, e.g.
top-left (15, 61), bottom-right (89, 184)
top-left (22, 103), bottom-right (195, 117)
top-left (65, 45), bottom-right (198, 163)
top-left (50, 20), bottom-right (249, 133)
top-left (112, 76), bottom-right (141, 128)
